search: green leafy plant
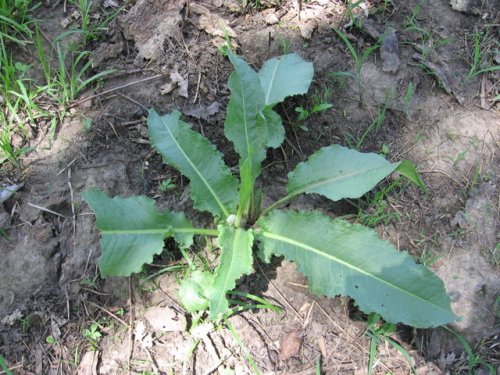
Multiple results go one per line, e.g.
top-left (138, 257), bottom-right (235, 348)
top-left (364, 313), bottom-right (414, 375)
top-left (83, 50), bottom-right (456, 327)
top-left (295, 102), bottom-right (333, 127)
top-left (82, 323), bottom-right (102, 350)
top-left (159, 177), bottom-right (176, 192)
top-left (46, 335), bottom-right (57, 345)
top-left (0, 354), bottom-right (14, 375)
top-left (444, 327), bottom-right (496, 374)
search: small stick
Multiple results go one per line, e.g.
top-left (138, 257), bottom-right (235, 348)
top-left (419, 169), bottom-right (465, 187)
top-left (0, 363), bottom-right (23, 374)
top-left (68, 74), bottom-right (163, 108)
top-left (64, 287), bottom-right (70, 320)
top-left (128, 278), bottom-right (134, 374)
top-left (121, 119), bottom-right (146, 126)
top-left (56, 157), bottom-right (78, 176)
top-left (193, 70), bottom-right (202, 104)
top-left (86, 301), bottom-right (128, 327)
top-left (107, 120), bottom-right (120, 139)
top-left (116, 92), bottom-right (148, 111)
top-left (27, 203), bottom-right (66, 218)
top-left (68, 168), bottom-right (76, 235)
top-left (256, 262), bottom-right (303, 323)
top-left (145, 348), bottom-right (160, 375)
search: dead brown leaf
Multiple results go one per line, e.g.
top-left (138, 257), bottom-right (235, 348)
top-left (279, 328), bottom-right (304, 361)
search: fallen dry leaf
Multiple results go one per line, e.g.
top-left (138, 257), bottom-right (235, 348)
top-left (317, 336), bottom-right (327, 358)
top-left (198, 13), bottom-right (236, 38)
top-left (183, 102), bottom-right (220, 120)
top-left (279, 328), bottom-right (304, 361)
top-left (170, 71), bottom-right (188, 98)
top-left (160, 69), bottom-right (189, 98)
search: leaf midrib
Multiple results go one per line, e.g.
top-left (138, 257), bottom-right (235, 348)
top-left (212, 228), bottom-right (244, 313)
top-left (261, 230), bottom-right (453, 315)
top-left (158, 114), bottom-right (230, 218)
top-left (235, 74), bottom-right (252, 172)
top-left (263, 59), bottom-right (281, 105)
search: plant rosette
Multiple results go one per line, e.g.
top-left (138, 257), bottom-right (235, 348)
top-left (83, 49), bottom-right (457, 328)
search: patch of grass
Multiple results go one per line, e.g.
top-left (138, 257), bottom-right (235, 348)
top-left (365, 313), bottom-right (415, 375)
top-left (56, 0), bottom-right (123, 47)
top-left (0, 3), bottom-right (118, 167)
top-left (331, 28), bottom-right (381, 104)
top-left (357, 179), bottom-right (402, 227)
top-left (0, 0), bottom-right (34, 44)
top-left (0, 354), bottom-right (14, 375)
top-left (332, 28), bottom-right (380, 79)
top-left (343, 100), bottom-right (390, 151)
top-left (54, 45), bottom-right (115, 106)
top-left (413, 232), bottom-right (442, 266)
top-left (402, 81), bottom-right (415, 116)
top-left (464, 27), bottom-right (500, 81)
top-left (403, 0), bottom-right (431, 42)
top-left (444, 327), bottom-right (497, 374)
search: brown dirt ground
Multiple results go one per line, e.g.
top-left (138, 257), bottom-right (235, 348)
top-left (1, 0), bottom-right (499, 374)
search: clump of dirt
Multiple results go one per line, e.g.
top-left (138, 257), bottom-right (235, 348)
top-left (1, 0), bottom-right (499, 373)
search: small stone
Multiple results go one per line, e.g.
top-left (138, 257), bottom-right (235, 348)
top-left (380, 27), bottom-right (400, 73)
top-left (264, 12), bottom-right (279, 25)
top-left (144, 306), bottom-right (186, 332)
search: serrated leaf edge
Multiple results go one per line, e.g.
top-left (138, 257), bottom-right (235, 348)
top-left (151, 110), bottom-right (234, 218)
top-left (259, 221), bottom-right (454, 318)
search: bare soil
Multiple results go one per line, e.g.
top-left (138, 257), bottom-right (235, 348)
top-left (1, 0), bottom-right (499, 374)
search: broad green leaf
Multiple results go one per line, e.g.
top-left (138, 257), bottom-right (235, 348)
top-left (258, 53), bottom-right (314, 106)
top-left (286, 145), bottom-right (400, 201)
top-left (82, 189), bottom-right (194, 277)
top-left (179, 270), bottom-right (214, 312)
top-left (224, 52), bottom-right (267, 178)
top-left (258, 106), bottom-right (285, 149)
top-left (396, 160), bottom-right (427, 192)
top-left (148, 109), bottom-right (239, 218)
top-left (209, 226), bottom-right (254, 319)
top-left (256, 210), bottom-right (457, 328)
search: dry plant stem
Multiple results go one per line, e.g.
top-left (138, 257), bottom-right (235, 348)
top-left (117, 92), bottom-right (148, 111)
top-left (68, 74), bottom-right (163, 108)
top-left (27, 203), bottom-right (66, 218)
top-left (420, 169), bottom-right (465, 187)
top-left (201, 353), bottom-right (233, 375)
top-left (256, 262), bottom-right (303, 324)
top-left (193, 70), bottom-right (202, 104)
top-left (68, 168), bottom-right (76, 235)
top-left (106, 120), bottom-right (120, 139)
top-left (56, 157), bottom-right (78, 176)
top-left (145, 348), bottom-right (160, 375)
top-left (86, 301), bottom-right (128, 327)
top-left (0, 363), bottom-right (23, 374)
top-left (128, 277), bottom-right (134, 375)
